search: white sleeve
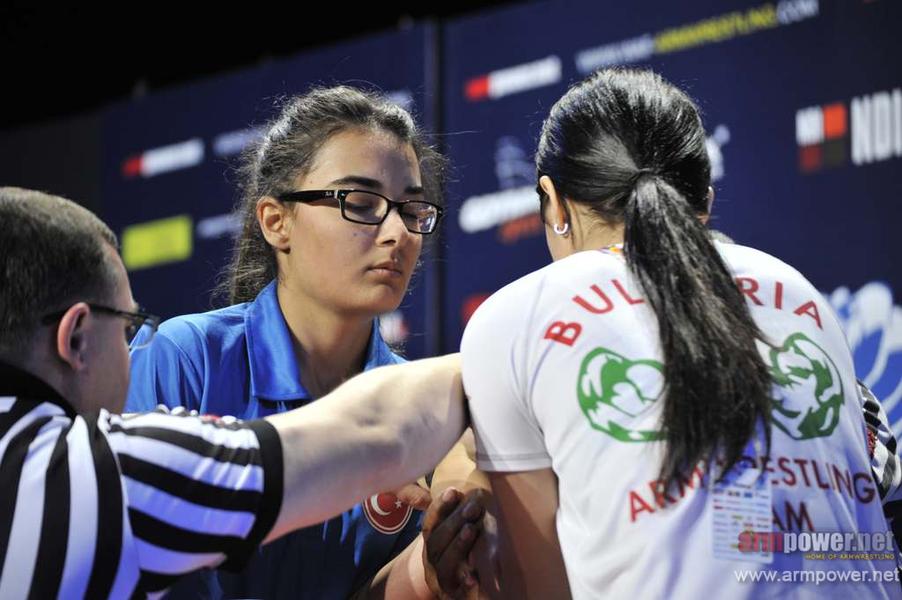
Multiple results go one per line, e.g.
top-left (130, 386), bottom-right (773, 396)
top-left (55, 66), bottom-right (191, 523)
top-left (461, 284), bottom-right (551, 472)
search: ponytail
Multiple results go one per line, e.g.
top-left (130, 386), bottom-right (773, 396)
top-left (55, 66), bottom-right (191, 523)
top-left (623, 174), bottom-right (773, 487)
top-left (538, 68), bottom-right (776, 488)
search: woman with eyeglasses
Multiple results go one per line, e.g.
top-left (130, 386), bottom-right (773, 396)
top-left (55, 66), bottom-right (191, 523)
top-left (460, 69), bottom-right (898, 598)
top-left (125, 86), bottom-right (447, 600)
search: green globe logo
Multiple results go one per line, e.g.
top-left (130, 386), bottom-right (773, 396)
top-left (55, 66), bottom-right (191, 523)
top-left (768, 332), bottom-right (844, 440)
top-left (577, 347), bottom-right (666, 442)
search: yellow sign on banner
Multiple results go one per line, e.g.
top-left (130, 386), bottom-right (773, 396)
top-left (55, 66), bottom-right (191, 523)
top-left (121, 215), bottom-right (193, 270)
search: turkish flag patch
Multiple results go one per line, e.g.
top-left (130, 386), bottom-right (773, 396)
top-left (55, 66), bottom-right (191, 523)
top-left (363, 492), bottom-right (414, 535)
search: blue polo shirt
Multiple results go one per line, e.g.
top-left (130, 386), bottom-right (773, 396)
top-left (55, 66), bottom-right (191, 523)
top-left (125, 280), bottom-right (419, 599)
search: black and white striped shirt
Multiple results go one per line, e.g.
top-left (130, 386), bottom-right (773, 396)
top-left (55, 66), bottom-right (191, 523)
top-left (860, 381), bottom-right (902, 537)
top-left (0, 362), bottom-right (283, 599)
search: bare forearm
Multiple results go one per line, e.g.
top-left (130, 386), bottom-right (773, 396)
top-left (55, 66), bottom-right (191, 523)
top-left (352, 535), bottom-right (433, 600)
top-left (491, 471), bottom-right (571, 600)
top-left (263, 354), bottom-right (466, 542)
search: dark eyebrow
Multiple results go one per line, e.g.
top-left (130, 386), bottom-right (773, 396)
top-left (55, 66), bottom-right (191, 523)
top-left (327, 175), bottom-right (424, 196)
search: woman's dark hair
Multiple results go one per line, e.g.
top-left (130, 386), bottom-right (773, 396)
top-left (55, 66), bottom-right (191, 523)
top-left (536, 68), bottom-right (773, 488)
top-left (221, 86), bottom-right (445, 304)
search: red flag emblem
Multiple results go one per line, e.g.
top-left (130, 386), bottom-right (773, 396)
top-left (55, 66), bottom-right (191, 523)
top-left (362, 492), bottom-right (413, 535)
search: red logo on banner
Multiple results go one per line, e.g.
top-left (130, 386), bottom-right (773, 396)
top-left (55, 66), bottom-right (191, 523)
top-left (466, 75), bottom-right (490, 101)
top-left (122, 155), bottom-right (143, 178)
top-left (363, 493), bottom-right (413, 535)
top-left (498, 213), bottom-right (544, 244)
top-left (796, 102), bottom-right (847, 173)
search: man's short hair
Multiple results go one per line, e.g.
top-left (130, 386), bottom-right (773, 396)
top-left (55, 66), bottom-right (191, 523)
top-left (0, 187), bottom-right (119, 354)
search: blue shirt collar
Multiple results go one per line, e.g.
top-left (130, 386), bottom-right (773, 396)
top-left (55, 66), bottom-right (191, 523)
top-left (245, 280), bottom-right (397, 402)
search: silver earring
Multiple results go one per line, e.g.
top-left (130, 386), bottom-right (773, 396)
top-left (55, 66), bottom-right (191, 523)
top-left (553, 222), bottom-right (570, 236)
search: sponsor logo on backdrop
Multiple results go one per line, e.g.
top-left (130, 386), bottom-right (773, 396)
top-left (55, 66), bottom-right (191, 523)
top-left (386, 89), bottom-right (414, 111)
top-left (458, 186), bottom-right (536, 238)
top-left (459, 126), bottom-right (729, 244)
top-left (122, 138), bottom-right (204, 179)
top-left (465, 56), bottom-right (562, 102)
top-left (495, 136), bottom-right (534, 189)
top-left (575, 0), bottom-right (818, 72)
top-left (121, 215), bottom-right (194, 270)
top-left (458, 136), bottom-right (539, 243)
top-left (576, 35), bottom-right (655, 72)
top-left (796, 87), bottom-right (902, 173)
top-left (493, 136), bottom-right (544, 243)
top-left (707, 125), bottom-right (731, 182)
top-left (213, 127), bottom-right (264, 158)
top-left (851, 89), bottom-right (902, 166)
top-left (829, 282), bottom-right (902, 435)
top-left (795, 102), bottom-right (847, 172)
top-left (196, 213), bottom-right (241, 241)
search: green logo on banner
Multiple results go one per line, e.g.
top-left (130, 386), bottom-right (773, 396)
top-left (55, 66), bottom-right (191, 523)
top-left (768, 332), bottom-right (843, 440)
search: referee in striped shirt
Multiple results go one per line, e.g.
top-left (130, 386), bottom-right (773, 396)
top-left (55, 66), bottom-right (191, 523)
top-left (0, 187), bottom-right (470, 598)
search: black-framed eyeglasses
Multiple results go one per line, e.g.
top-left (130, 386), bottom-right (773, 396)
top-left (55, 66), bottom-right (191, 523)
top-left (41, 304), bottom-right (161, 350)
top-left (277, 189), bottom-right (444, 234)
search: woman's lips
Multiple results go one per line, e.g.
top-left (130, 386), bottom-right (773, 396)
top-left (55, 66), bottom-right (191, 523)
top-left (368, 262), bottom-right (404, 279)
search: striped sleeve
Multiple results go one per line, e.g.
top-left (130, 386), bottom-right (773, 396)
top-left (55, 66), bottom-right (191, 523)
top-left (861, 381), bottom-right (902, 502)
top-left (102, 406), bottom-right (283, 595)
top-left (0, 396), bottom-right (142, 599)
top-left (859, 379), bottom-right (902, 550)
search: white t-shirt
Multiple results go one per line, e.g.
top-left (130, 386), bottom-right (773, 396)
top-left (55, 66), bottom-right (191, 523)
top-left (462, 243), bottom-right (900, 599)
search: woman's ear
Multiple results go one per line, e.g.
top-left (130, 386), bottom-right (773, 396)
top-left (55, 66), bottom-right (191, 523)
top-left (539, 175), bottom-right (569, 230)
top-left (257, 197), bottom-right (292, 251)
